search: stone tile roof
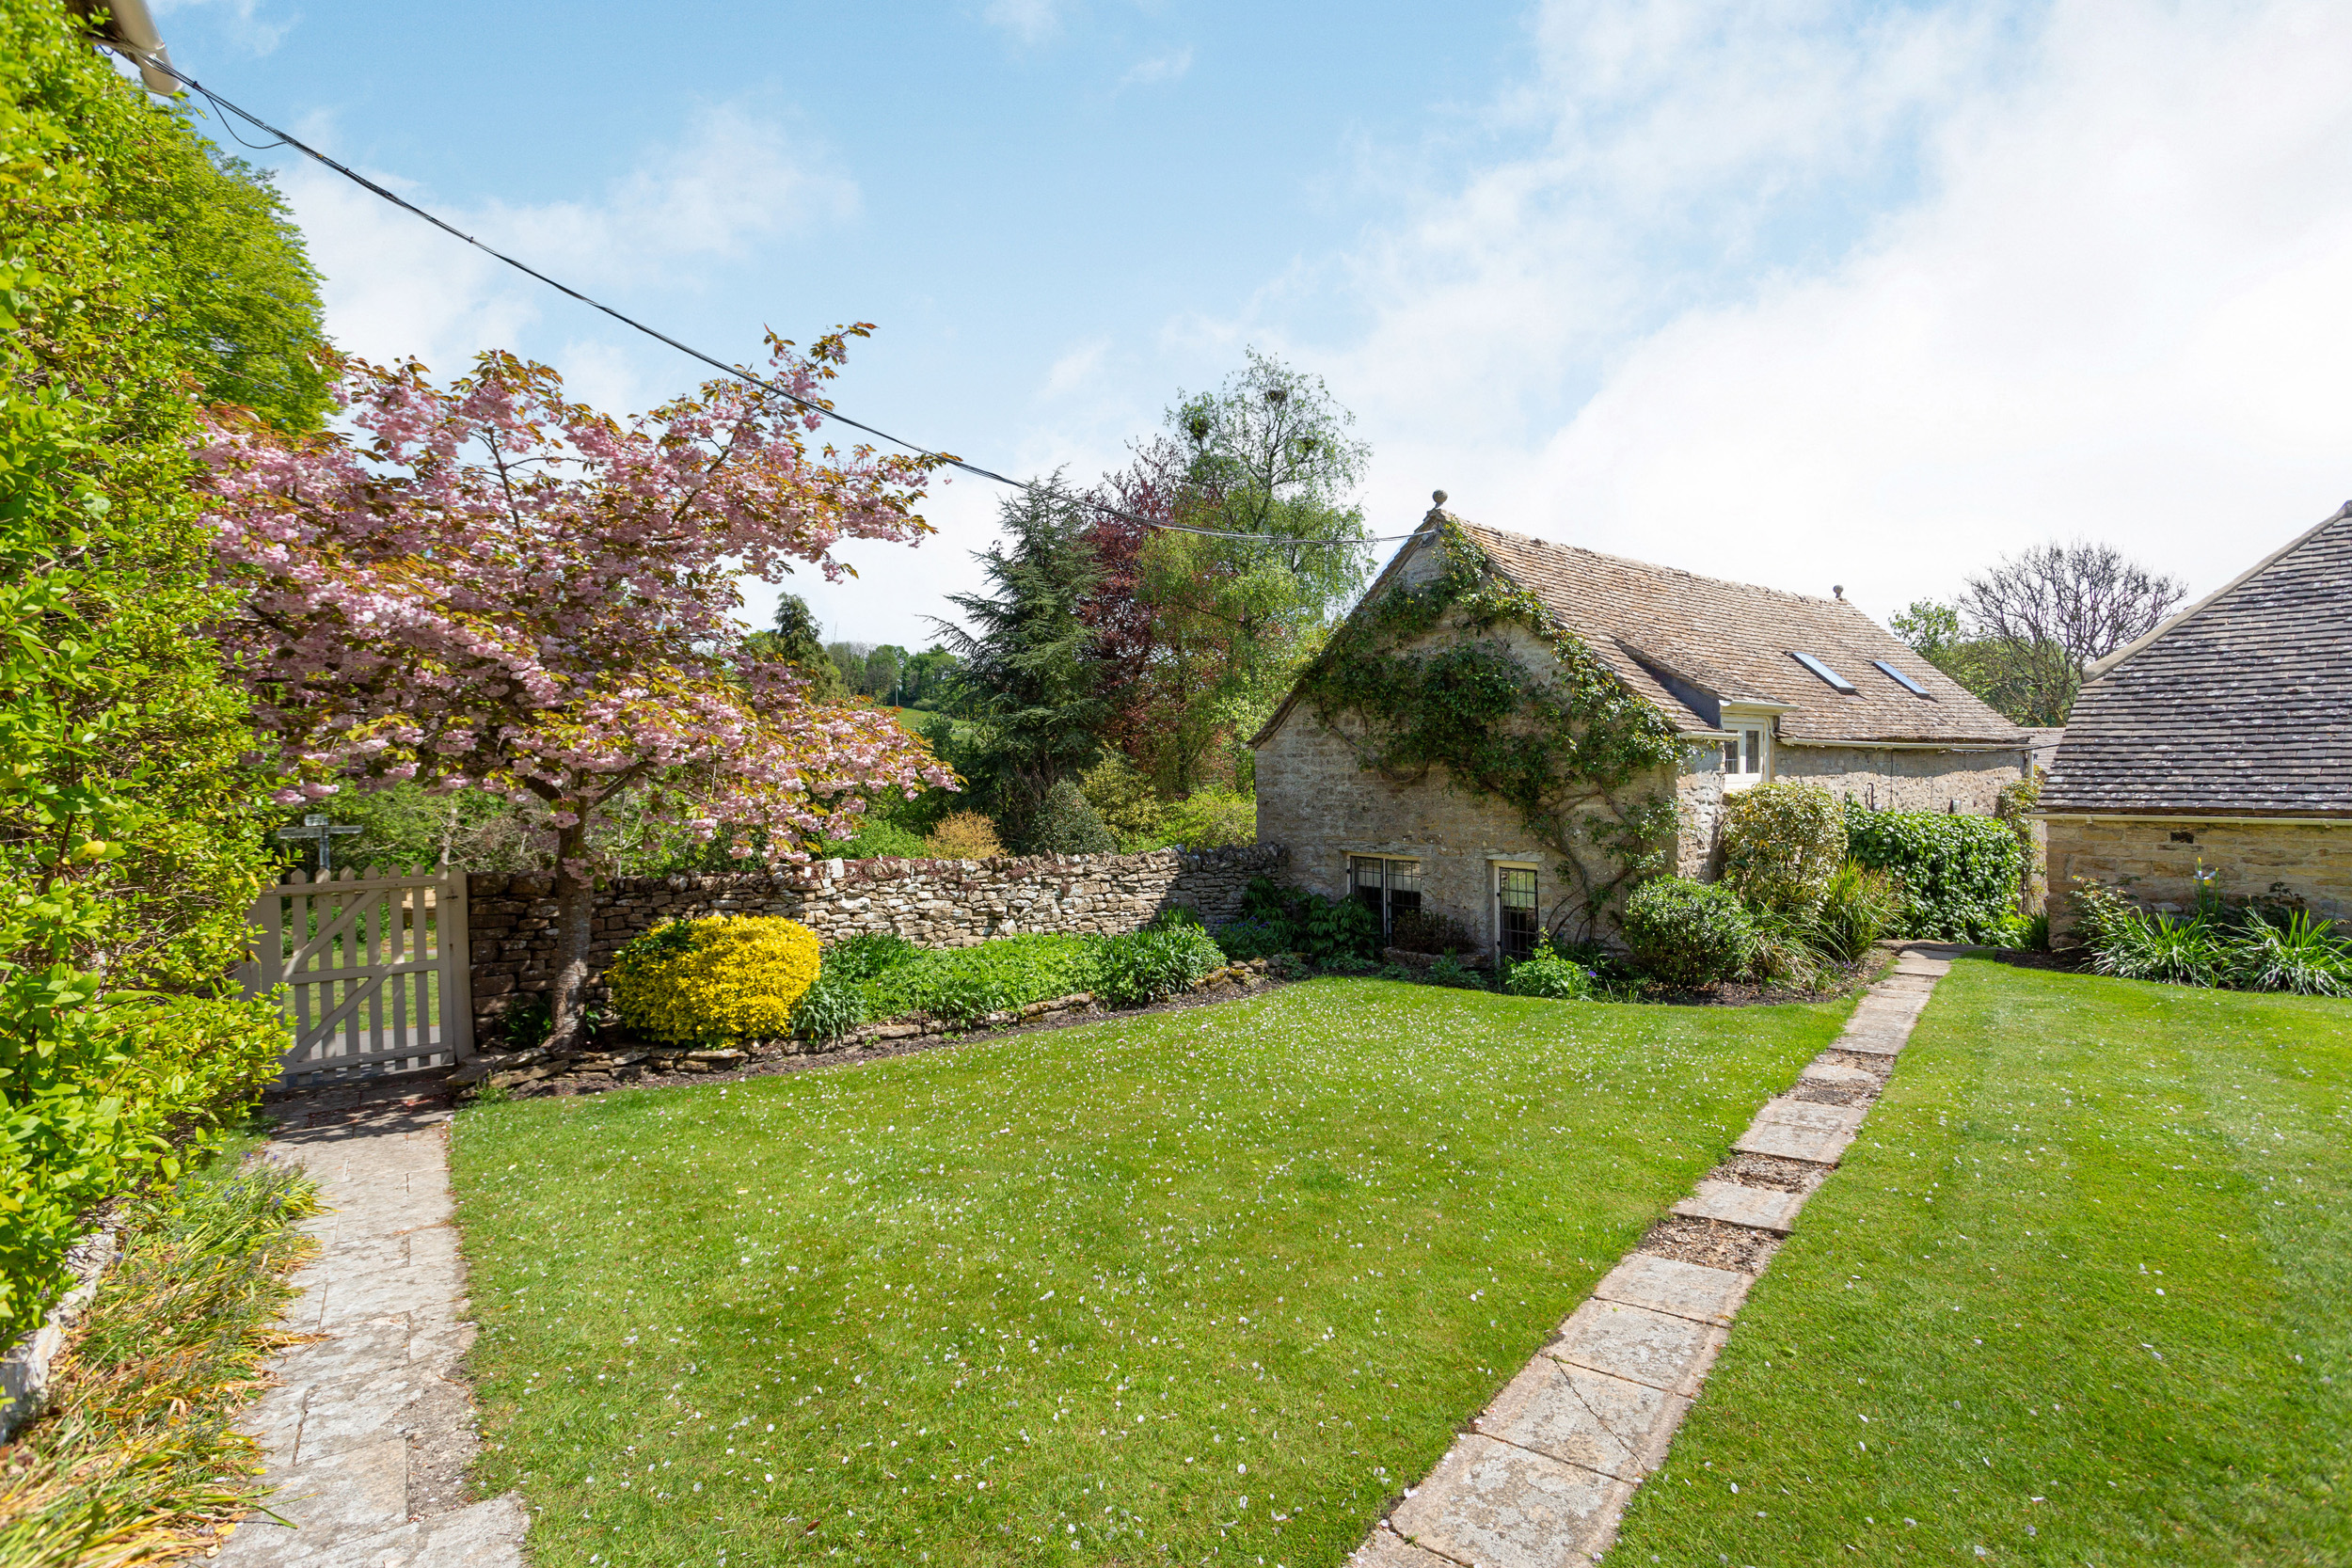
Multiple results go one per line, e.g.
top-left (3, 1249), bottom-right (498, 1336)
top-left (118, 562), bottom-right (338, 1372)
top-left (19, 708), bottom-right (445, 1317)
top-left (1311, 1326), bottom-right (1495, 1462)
top-left (2042, 502), bottom-right (2352, 818)
top-left (1454, 521), bottom-right (2027, 746)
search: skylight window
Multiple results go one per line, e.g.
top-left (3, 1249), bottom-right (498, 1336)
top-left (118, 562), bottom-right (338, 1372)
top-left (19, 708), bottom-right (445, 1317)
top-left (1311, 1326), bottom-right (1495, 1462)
top-left (1789, 651), bottom-right (1857, 693)
top-left (1873, 658), bottom-right (1934, 698)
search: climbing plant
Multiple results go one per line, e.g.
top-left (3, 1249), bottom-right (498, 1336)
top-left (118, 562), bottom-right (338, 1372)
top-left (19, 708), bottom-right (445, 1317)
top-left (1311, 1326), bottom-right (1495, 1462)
top-left (1295, 519), bottom-right (1684, 934)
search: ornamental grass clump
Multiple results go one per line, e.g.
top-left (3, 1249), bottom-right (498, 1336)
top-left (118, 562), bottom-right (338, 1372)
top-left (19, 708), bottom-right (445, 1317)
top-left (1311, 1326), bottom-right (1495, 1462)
top-left (1623, 877), bottom-right (1756, 990)
top-left (1813, 860), bottom-right (1904, 963)
top-left (608, 916), bottom-right (822, 1044)
top-left (2075, 883), bottom-right (2350, 996)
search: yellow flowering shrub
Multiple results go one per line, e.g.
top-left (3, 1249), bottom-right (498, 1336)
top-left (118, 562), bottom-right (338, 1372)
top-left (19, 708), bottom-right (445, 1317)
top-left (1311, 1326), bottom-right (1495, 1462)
top-left (607, 916), bottom-right (822, 1044)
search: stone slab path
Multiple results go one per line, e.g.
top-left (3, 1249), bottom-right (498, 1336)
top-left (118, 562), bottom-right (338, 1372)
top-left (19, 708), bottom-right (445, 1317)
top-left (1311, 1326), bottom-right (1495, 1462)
top-left (217, 1085), bottom-right (527, 1568)
top-left (1353, 943), bottom-right (1959, 1568)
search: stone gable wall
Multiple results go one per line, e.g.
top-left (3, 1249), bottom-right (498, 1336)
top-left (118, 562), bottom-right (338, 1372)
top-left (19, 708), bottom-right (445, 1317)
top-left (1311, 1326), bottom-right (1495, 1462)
top-left (465, 844), bottom-right (1285, 1032)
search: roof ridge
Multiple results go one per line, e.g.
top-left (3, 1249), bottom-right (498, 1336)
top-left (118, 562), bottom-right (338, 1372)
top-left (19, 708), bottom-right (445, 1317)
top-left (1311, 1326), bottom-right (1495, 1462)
top-left (1455, 518), bottom-right (1852, 611)
top-left (2084, 499), bottom-right (2352, 685)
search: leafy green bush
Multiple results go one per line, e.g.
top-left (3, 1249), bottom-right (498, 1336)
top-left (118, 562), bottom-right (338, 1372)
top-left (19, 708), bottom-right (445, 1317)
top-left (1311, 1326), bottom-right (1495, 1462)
top-left (1622, 879), bottom-right (1756, 989)
top-left (1841, 801), bottom-right (2024, 942)
top-left (1502, 938), bottom-right (1594, 1000)
top-left (1422, 954), bottom-right (1489, 990)
top-left (1081, 753), bottom-right (1168, 850)
top-left (1812, 861), bottom-right (1903, 963)
top-left (823, 932), bottom-right (921, 985)
top-left (857, 934), bottom-right (1103, 1025)
top-left (1165, 788), bottom-right (1256, 849)
top-left (1211, 916), bottom-right (1294, 961)
top-left (1148, 905), bottom-right (1206, 930)
top-left (1224, 877), bottom-right (1378, 965)
top-left (823, 817), bottom-right (932, 860)
top-left (1094, 927), bottom-right (1224, 1006)
top-left (1721, 783), bottom-right (1848, 913)
top-left (0, 2), bottom-right (326, 1341)
top-left (1027, 779), bottom-right (1118, 855)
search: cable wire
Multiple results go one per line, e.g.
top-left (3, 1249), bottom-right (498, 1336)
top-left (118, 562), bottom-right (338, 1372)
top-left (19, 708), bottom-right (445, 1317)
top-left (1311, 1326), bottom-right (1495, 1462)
top-left (152, 58), bottom-right (1436, 549)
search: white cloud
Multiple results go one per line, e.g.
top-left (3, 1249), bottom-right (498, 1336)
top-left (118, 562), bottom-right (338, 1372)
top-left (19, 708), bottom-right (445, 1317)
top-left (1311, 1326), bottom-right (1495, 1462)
top-left (1121, 45), bottom-right (1194, 87)
top-left (152, 0), bottom-right (293, 55)
top-left (1041, 338), bottom-right (1110, 399)
top-left (283, 103), bottom-right (855, 389)
top-left (1318, 0), bottom-right (2352, 621)
top-left (983, 0), bottom-right (1063, 45)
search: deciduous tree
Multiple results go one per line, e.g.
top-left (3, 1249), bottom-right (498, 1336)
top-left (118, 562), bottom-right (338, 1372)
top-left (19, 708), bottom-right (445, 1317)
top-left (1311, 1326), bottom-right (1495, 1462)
top-left (199, 336), bottom-right (954, 1045)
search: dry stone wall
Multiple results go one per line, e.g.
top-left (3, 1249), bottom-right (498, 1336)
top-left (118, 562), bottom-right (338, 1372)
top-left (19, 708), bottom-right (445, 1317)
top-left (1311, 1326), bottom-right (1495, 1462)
top-left (466, 844), bottom-right (1284, 1032)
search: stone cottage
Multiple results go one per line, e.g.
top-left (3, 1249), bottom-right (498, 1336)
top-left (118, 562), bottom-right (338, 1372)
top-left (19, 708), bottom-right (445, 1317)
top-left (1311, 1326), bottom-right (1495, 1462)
top-left (2042, 500), bottom-right (2352, 942)
top-left (1252, 505), bottom-right (2030, 957)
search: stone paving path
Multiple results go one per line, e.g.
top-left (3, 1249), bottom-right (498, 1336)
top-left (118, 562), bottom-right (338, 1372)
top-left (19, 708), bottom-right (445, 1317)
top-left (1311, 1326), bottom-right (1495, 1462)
top-left (216, 1085), bottom-right (528, 1568)
top-left (1352, 943), bottom-right (1959, 1568)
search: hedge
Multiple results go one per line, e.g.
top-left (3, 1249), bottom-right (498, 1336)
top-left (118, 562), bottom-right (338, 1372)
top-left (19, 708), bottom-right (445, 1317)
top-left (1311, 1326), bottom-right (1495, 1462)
top-left (1840, 800), bottom-right (2024, 942)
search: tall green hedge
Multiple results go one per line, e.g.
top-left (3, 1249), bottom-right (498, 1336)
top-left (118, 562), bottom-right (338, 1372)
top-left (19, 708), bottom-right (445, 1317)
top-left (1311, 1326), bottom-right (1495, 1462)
top-left (1840, 800), bottom-right (2023, 942)
top-left (0, 0), bottom-right (321, 1343)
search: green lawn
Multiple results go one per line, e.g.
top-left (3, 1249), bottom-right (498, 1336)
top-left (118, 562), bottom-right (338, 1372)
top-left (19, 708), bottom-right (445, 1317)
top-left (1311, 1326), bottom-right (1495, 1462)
top-left (448, 977), bottom-right (1849, 1566)
top-left (1613, 958), bottom-right (2352, 1566)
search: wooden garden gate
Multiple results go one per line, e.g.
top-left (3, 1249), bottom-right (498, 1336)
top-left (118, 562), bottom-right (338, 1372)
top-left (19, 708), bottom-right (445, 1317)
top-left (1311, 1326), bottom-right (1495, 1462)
top-left (242, 863), bottom-right (474, 1086)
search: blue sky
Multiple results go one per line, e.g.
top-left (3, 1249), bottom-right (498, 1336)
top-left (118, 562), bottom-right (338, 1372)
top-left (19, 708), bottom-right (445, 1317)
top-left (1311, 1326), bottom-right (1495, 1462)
top-left (151, 0), bottom-right (2352, 647)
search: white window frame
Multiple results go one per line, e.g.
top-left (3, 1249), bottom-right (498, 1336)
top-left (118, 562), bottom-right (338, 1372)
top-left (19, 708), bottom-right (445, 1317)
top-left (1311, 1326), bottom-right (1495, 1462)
top-left (1716, 704), bottom-right (1787, 793)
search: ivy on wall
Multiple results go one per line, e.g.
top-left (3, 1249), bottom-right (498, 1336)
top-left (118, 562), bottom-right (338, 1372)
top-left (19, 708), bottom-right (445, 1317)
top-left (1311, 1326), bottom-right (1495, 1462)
top-left (1294, 518), bottom-right (1684, 934)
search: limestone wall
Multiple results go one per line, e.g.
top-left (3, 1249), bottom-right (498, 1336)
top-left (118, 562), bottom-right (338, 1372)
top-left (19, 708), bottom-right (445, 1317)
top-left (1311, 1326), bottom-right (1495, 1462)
top-left (1253, 694), bottom-right (1709, 948)
top-left (1773, 743), bottom-right (2025, 815)
top-left (467, 844), bottom-right (1285, 1032)
top-left (2045, 816), bottom-right (2352, 944)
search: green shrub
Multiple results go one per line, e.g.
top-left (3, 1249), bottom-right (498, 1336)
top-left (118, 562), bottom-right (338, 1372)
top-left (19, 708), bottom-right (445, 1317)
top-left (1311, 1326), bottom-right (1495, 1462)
top-left (1622, 878), bottom-right (1756, 989)
top-left (1094, 927), bottom-right (1224, 1006)
top-left (2077, 885), bottom-right (2351, 996)
top-left (1721, 782), bottom-right (1847, 913)
top-left (1148, 904), bottom-right (1206, 930)
top-left (608, 916), bottom-right (823, 1044)
top-left (1211, 916), bottom-right (1294, 961)
top-left (1503, 938), bottom-right (1593, 1000)
top-left (1841, 800), bottom-right (2024, 942)
top-left (1026, 779), bottom-right (1117, 855)
top-left (823, 817), bottom-right (932, 860)
top-left (1081, 753), bottom-right (1168, 850)
top-left (1224, 877), bottom-right (1378, 965)
top-left (857, 934), bottom-right (1102, 1024)
top-left (1812, 861), bottom-right (1903, 963)
top-left (1166, 788), bottom-right (1256, 848)
top-left (823, 932), bottom-right (920, 985)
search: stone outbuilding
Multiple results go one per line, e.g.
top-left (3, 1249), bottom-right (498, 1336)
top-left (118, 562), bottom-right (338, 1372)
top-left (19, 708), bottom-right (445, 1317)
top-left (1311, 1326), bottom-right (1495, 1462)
top-left (1253, 509), bottom-right (2030, 958)
top-left (2042, 500), bottom-right (2352, 942)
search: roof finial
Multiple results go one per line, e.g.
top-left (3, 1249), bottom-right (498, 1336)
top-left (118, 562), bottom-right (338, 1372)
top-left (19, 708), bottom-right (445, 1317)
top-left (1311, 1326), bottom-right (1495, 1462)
top-left (1833, 584), bottom-right (1845, 599)
top-left (1432, 489), bottom-right (1448, 507)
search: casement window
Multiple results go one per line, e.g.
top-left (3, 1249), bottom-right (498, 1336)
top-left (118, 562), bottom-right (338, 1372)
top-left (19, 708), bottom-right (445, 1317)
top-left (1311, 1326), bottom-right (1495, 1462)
top-left (1347, 856), bottom-right (1422, 941)
top-left (1495, 864), bottom-right (1540, 962)
top-left (1720, 724), bottom-right (1768, 791)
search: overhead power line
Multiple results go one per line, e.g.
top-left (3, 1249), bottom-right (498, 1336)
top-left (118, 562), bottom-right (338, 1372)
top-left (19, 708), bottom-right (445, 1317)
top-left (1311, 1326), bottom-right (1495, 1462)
top-left (148, 59), bottom-right (1435, 550)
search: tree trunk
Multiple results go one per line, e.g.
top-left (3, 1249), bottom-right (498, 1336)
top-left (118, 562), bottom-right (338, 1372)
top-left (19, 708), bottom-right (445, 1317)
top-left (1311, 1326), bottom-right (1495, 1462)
top-left (547, 821), bottom-right (595, 1052)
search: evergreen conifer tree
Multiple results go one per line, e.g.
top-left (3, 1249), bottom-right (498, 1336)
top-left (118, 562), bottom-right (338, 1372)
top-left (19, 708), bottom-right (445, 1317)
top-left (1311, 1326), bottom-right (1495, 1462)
top-left (930, 479), bottom-right (1108, 846)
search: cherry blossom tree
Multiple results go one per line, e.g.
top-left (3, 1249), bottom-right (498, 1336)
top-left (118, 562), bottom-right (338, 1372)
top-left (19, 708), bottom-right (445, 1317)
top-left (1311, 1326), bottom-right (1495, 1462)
top-left (199, 330), bottom-right (954, 1046)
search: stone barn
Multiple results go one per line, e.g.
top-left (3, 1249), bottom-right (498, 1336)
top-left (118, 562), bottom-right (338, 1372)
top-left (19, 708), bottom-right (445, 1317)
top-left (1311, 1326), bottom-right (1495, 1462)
top-left (1251, 503), bottom-right (2030, 957)
top-left (2042, 500), bottom-right (2352, 942)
